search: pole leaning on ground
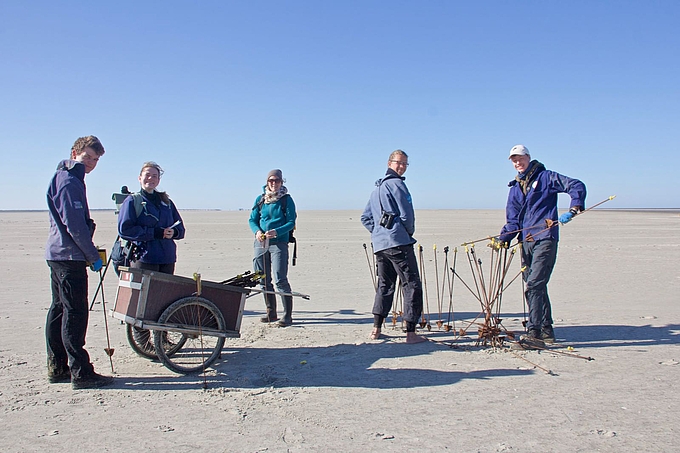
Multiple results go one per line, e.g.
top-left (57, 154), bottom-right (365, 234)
top-left (461, 195), bottom-right (617, 246)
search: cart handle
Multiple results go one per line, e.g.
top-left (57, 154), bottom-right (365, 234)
top-left (247, 288), bottom-right (310, 300)
top-left (193, 272), bottom-right (202, 296)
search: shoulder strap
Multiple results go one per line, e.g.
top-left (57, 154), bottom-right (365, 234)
top-left (131, 192), bottom-right (144, 217)
top-left (281, 194), bottom-right (288, 219)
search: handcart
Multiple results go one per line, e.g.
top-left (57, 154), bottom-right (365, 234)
top-left (110, 267), bottom-right (309, 374)
top-left (111, 267), bottom-right (250, 374)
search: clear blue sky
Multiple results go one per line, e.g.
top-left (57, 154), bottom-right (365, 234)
top-left (1, 1), bottom-right (678, 210)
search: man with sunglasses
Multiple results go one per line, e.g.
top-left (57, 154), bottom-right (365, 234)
top-left (361, 150), bottom-right (425, 343)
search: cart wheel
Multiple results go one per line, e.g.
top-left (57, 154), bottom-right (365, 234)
top-left (126, 324), bottom-right (187, 360)
top-left (153, 296), bottom-right (226, 374)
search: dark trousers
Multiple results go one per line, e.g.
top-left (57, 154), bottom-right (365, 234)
top-left (373, 245), bottom-right (423, 325)
top-left (521, 239), bottom-right (558, 331)
top-left (131, 261), bottom-right (175, 274)
top-left (46, 260), bottom-right (94, 379)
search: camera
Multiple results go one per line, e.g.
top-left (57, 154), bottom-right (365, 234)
top-left (379, 211), bottom-right (396, 229)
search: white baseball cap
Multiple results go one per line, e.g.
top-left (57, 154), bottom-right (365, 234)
top-left (508, 144), bottom-right (529, 159)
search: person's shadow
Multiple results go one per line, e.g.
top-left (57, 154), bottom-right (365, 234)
top-left (552, 323), bottom-right (680, 349)
top-left (115, 338), bottom-right (532, 391)
top-left (209, 340), bottom-right (533, 390)
top-left (114, 312), bottom-right (679, 391)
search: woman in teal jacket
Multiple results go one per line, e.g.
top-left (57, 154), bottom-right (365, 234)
top-left (249, 169), bottom-right (297, 327)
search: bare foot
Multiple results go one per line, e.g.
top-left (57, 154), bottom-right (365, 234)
top-left (370, 328), bottom-right (382, 340)
top-left (405, 332), bottom-right (427, 344)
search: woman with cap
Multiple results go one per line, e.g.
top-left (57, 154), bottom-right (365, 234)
top-left (249, 169), bottom-right (297, 327)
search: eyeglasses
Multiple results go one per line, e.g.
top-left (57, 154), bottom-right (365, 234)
top-left (267, 178), bottom-right (282, 183)
top-left (390, 160), bottom-right (409, 167)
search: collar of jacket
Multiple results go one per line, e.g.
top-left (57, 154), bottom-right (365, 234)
top-left (511, 160), bottom-right (546, 194)
top-left (377, 168), bottom-right (405, 186)
top-left (507, 160), bottom-right (545, 187)
top-left (56, 159), bottom-right (86, 181)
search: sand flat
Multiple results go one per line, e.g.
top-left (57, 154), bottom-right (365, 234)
top-left (1, 209), bottom-right (679, 452)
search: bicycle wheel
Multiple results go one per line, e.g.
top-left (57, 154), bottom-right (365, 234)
top-left (127, 323), bottom-right (187, 359)
top-left (153, 297), bottom-right (226, 374)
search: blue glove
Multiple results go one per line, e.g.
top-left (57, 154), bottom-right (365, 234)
top-left (559, 211), bottom-right (574, 224)
top-left (90, 258), bottom-right (103, 272)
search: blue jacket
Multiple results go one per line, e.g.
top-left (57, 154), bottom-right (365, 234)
top-left (118, 191), bottom-right (185, 264)
top-left (249, 191), bottom-right (296, 244)
top-left (361, 169), bottom-right (416, 253)
top-left (45, 159), bottom-right (100, 263)
top-left (499, 161), bottom-right (586, 243)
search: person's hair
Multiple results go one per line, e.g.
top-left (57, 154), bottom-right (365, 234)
top-left (140, 161), bottom-right (164, 177)
top-left (71, 135), bottom-right (105, 157)
top-left (389, 149), bottom-right (408, 161)
top-left (139, 161), bottom-right (170, 203)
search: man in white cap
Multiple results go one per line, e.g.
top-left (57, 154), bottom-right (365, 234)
top-left (497, 145), bottom-right (587, 344)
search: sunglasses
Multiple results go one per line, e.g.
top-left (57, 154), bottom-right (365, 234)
top-left (267, 178), bottom-right (282, 183)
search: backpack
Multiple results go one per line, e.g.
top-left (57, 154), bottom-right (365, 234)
top-left (256, 193), bottom-right (297, 265)
top-left (111, 193), bottom-right (145, 275)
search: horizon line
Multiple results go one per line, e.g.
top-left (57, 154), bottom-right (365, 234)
top-left (3, 207), bottom-right (680, 213)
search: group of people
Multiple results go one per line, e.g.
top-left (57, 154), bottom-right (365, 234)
top-left (361, 147), bottom-right (586, 345)
top-left (45, 135), bottom-right (585, 389)
top-left (44, 136), bottom-right (299, 389)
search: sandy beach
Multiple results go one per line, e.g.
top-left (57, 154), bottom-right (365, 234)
top-left (1, 209), bottom-right (679, 452)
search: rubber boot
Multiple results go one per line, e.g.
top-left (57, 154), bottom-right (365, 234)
top-left (277, 295), bottom-right (293, 327)
top-left (260, 293), bottom-right (279, 323)
top-left (47, 358), bottom-right (70, 383)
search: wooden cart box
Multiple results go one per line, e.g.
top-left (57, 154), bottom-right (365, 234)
top-left (112, 267), bottom-right (248, 334)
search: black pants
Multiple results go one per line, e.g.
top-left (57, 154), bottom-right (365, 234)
top-left (131, 261), bottom-right (175, 274)
top-left (521, 239), bottom-right (558, 331)
top-left (372, 245), bottom-right (423, 325)
top-left (46, 260), bottom-right (94, 379)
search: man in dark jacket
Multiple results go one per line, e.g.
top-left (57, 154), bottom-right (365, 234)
top-left (361, 150), bottom-right (425, 343)
top-left (45, 135), bottom-right (114, 389)
top-left (498, 145), bottom-right (587, 344)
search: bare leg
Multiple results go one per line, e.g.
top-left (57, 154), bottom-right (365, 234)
top-left (370, 327), bottom-right (382, 340)
top-left (406, 332), bottom-right (427, 344)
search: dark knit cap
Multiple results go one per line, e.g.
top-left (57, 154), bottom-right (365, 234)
top-left (267, 169), bottom-right (283, 181)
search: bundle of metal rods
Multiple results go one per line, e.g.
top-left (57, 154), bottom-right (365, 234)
top-left (451, 241), bottom-right (524, 347)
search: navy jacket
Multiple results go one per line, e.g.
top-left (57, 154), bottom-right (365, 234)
top-left (45, 160), bottom-right (100, 263)
top-left (499, 162), bottom-right (586, 243)
top-left (118, 191), bottom-right (185, 264)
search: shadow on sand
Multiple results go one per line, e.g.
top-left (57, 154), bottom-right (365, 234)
top-left (117, 339), bottom-right (533, 391)
top-left (114, 310), bottom-right (678, 391)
